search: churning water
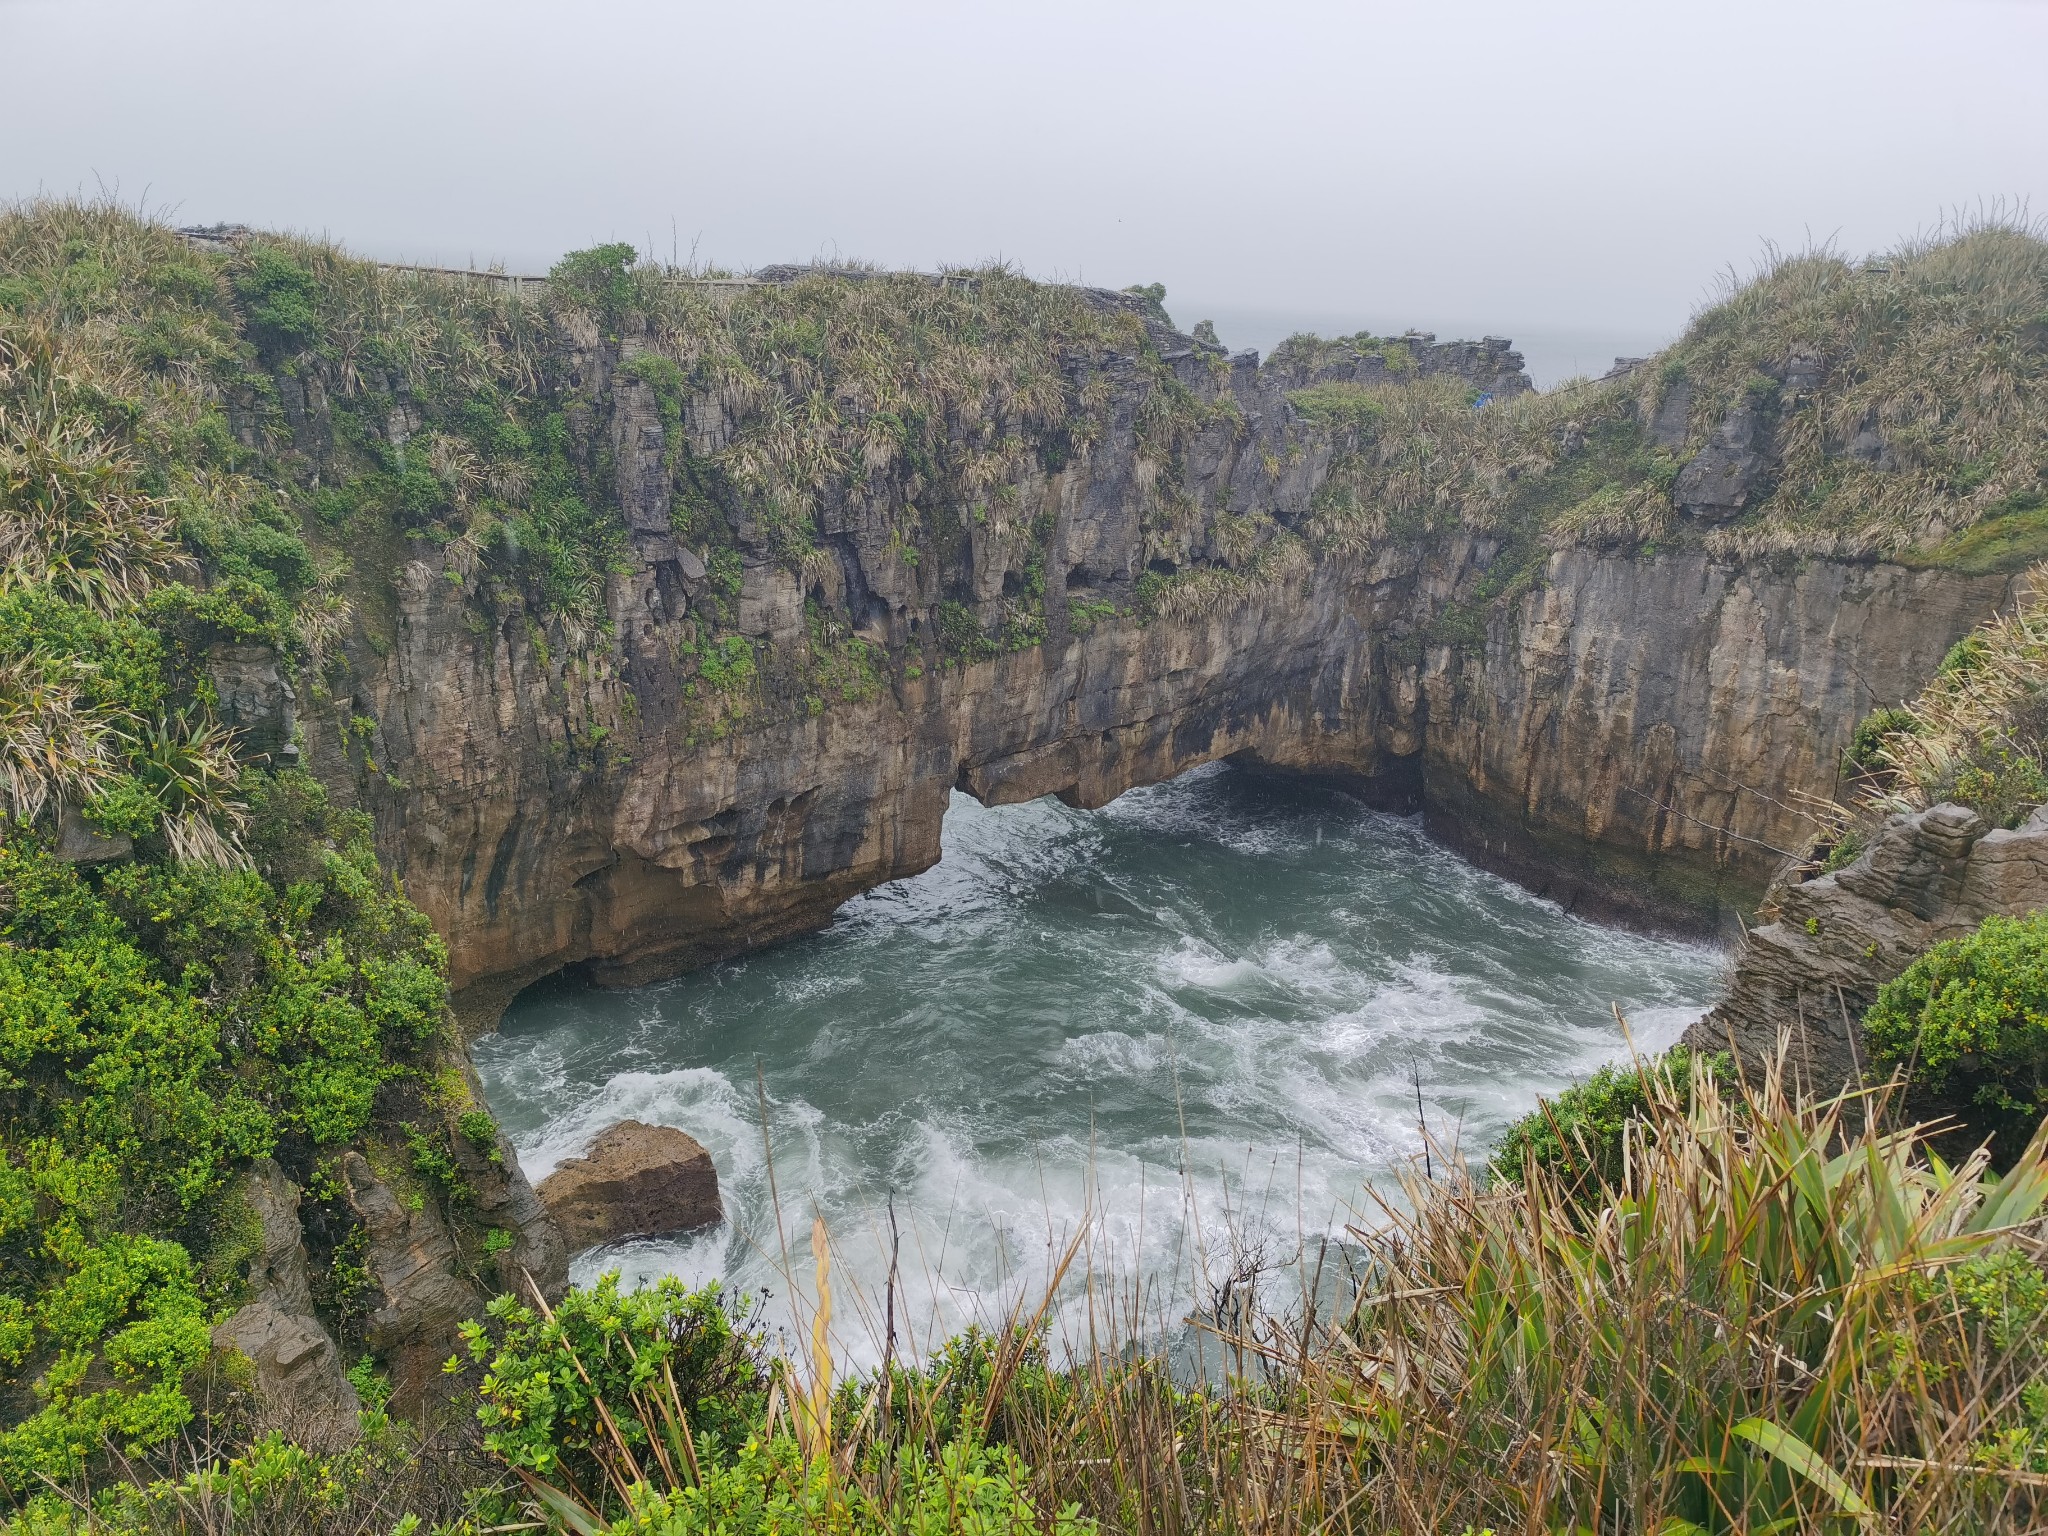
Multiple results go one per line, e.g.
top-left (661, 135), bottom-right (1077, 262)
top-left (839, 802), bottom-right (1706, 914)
top-left (472, 764), bottom-right (1723, 1364)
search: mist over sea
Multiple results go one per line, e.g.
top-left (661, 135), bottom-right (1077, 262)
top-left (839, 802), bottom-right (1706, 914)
top-left (474, 765), bottom-right (1722, 1365)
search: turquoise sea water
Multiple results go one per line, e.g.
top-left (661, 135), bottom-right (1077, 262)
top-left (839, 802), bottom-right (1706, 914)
top-left (473, 764), bottom-right (1722, 1363)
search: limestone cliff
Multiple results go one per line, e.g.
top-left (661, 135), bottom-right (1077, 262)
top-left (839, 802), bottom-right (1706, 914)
top-left (281, 304), bottom-right (2008, 1023)
top-left (1685, 802), bottom-right (2048, 1090)
top-left (183, 229), bottom-right (2034, 1023)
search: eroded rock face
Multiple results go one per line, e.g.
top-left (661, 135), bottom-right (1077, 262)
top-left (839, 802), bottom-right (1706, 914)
top-left (210, 1159), bottom-right (359, 1443)
top-left (339, 1151), bottom-right (488, 1412)
top-left (1685, 803), bottom-right (2048, 1088)
top-left (537, 1121), bottom-right (722, 1249)
top-left (1674, 400), bottom-right (1777, 521)
top-left (293, 307), bottom-right (2013, 1025)
top-left (217, 1133), bottom-right (567, 1426)
top-left (207, 643), bottom-right (298, 764)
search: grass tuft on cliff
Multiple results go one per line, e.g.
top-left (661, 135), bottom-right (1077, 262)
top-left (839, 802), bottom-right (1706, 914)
top-left (1846, 565), bottom-right (2048, 829)
top-left (1299, 213), bottom-right (2048, 570)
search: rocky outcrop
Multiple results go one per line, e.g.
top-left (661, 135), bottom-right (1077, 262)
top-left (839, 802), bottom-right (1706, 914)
top-left (1673, 398), bottom-right (1776, 522)
top-left (208, 643), bottom-right (298, 764)
top-left (1684, 802), bottom-right (2048, 1088)
top-left (53, 804), bottom-right (130, 865)
top-left (211, 1160), bottom-right (359, 1443)
top-left (217, 1127), bottom-right (566, 1426)
top-left (456, 1100), bottom-right (572, 1296)
top-left (286, 290), bottom-right (2015, 1023)
top-left (338, 1151), bottom-right (490, 1412)
top-left (537, 1121), bottom-right (722, 1249)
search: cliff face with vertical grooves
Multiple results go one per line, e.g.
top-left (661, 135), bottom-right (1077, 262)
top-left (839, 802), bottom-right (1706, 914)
top-left (266, 284), bottom-right (2014, 1024)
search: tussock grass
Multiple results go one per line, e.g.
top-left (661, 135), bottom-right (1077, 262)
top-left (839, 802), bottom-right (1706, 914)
top-left (0, 201), bottom-right (254, 852)
top-left (1849, 564), bottom-right (2048, 828)
top-left (1301, 213), bottom-right (2048, 568)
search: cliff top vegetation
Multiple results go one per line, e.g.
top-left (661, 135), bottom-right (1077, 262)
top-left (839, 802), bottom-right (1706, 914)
top-left (9, 199), bottom-right (2041, 704)
top-left (1295, 217), bottom-right (2048, 566)
top-left (0, 200), bottom-right (524, 1502)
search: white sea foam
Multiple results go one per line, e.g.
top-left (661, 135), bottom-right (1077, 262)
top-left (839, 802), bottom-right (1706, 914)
top-left (479, 768), bottom-right (1725, 1370)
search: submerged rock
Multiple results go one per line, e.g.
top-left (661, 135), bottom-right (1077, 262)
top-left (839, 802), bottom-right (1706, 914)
top-left (537, 1121), bottom-right (723, 1249)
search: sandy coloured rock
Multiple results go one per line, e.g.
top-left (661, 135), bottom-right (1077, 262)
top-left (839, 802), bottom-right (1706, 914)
top-left (536, 1121), bottom-right (723, 1249)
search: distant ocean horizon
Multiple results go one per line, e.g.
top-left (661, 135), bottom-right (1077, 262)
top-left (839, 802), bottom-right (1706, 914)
top-left (1180, 302), bottom-right (1679, 393)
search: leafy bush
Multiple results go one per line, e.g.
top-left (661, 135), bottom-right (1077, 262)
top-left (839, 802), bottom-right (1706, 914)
top-left (0, 773), bottom-right (458, 1496)
top-left (231, 248), bottom-right (320, 352)
top-left (1864, 910), bottom-right (2048, 1148)
top-left (462, 1270), bottom-right (1096, 1536)
top-left (610, 1435), bottom-right (1092, 1536)
top-left (1287, 381), bottom-right (1385, 433)
top-left (463, 1273), bottom-right (767, 1503)
top-left (550, 242), bottom-right (642, 317)
top-left (693, 635), bottom-right (756, 694)
top-left (1842, 704), bottom-right (1919, 775)
top-left (938, 600), bottom-right (997, 663)
top-left (1488, 1045), bottom-right (1726, 1196)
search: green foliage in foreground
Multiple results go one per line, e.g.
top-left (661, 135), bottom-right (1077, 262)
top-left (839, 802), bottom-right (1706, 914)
top-left (1866, 910), bottom-right (2048, 1148)
top-left (463, 1275), bottom-right (768, 1497)
top-left (0, 773), bottom-right (452, 1495)
top-left (1487, 1043), bottom-right (1727, 1194)
top-left (609, 1437), bottom-right (1089, 1536)
top-left (454, 1272), bottom-right (1089, 1536)
top-left (10, 1080), bottom-right (2048, 1534)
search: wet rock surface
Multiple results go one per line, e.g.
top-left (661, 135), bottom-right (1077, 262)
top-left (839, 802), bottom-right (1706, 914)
top-left (537, 1121), bottom-right (723, 1249)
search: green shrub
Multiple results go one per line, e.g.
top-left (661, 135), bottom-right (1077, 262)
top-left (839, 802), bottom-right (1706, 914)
top-left (232, 248), bottom-right (320, 352)
top-left (1489, 1045), bottom-right (1727, 1196)
top-left (1842, 704), bottom-right (1918, 774)
top-left (1864, 911), bottom-right (2048, 1148)
top-left (0, 771), bottom-right (466, 1497)
top-left (938, 600), bottom-right (997, 663)
top-left (550, 242), bottom-right (642, 317)
top-left (462, 1273), bottom-right (767, 1499)
top-left (694, 635), bottom-right (757, 694)
top-left (1287, 382), bottom-right (1386, 433)
top-left (610, 1435), bottom-right (1093, 1536)
top-left (0, 1235), bottom-right (212, 1492)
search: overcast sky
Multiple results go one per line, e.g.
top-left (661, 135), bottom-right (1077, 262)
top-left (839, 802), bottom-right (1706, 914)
top-left (6, 0), bottom-right (2045, 384)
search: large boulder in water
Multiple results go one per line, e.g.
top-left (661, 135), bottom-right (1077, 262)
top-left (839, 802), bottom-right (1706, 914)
top-left (537, 1121), bottom-right (722, 1249)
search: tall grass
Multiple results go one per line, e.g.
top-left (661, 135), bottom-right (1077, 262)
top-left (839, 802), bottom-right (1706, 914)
top-left (1854, 563), bottom-right (2048, 828)
top-left (433, 1053), bottom-right (2048, 1536)
top-left (1302, 213), bottom-right (2048, 567)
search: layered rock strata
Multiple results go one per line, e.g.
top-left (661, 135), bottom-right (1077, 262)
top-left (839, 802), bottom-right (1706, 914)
top-left (1685, 802), bottom-right (2048, 1090)
top-left (286, 295), bottom-right (2014, 1022)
